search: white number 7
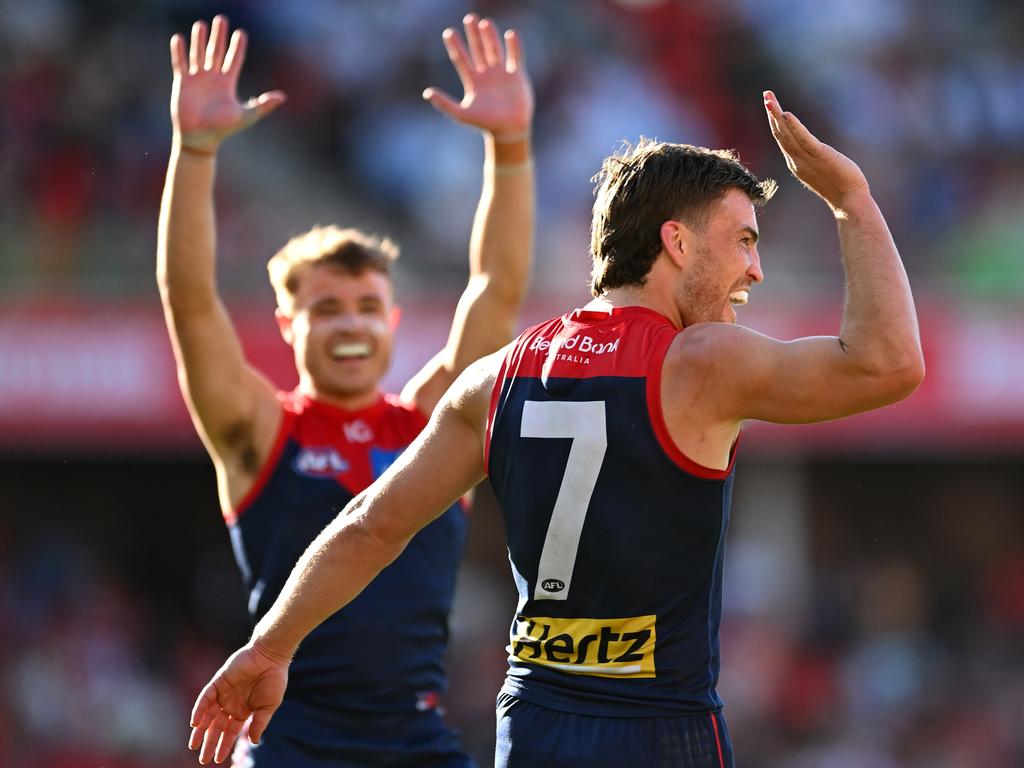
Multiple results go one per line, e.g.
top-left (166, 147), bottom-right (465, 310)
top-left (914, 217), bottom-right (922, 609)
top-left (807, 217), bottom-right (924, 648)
top-left (520, 400), bottom-right (607, 601)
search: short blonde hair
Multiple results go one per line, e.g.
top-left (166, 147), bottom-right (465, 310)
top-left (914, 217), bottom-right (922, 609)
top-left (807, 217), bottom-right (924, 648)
top-left (267, 225), bottom-right (399, 313)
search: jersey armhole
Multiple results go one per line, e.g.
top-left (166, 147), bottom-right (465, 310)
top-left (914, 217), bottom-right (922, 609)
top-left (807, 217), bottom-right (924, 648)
top-left (646, 330), bottom-right (738, 480)
top-left (484, 350), bottom-right (513, 475)
top-left (226, 399), bottom-right (295, 524)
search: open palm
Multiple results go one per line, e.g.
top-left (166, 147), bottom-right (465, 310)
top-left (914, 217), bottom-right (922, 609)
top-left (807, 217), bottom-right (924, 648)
top-left (189, 642), bottom-right (289, 765)
top-left (763, 90), bottom-right (869, 211)
top-left (423, 15), bottom-right (533, 139)
top-left (170, 15), bottom-right (285, 153)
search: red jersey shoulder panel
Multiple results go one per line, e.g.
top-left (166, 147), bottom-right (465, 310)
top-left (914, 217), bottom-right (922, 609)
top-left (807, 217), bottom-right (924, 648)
top-left (230, 390), bottom-right (429, 522)
top-left (488, 305), bottom-right (737, 480)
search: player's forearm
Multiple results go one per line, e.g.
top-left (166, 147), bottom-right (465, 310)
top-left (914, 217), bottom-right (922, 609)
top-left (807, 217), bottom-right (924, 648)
top-left (834, 191), bottom-right (924, 384)
top-left (468, 133), bottom-right (534, 310)
top-left (156, 142), bottom-right (221, 316)
top-left (250, 493), bottom-right (410, 659)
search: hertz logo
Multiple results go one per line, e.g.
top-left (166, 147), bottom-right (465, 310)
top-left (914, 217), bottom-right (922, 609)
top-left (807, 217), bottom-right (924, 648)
top-left (510, 615), bottom-right (656, 678)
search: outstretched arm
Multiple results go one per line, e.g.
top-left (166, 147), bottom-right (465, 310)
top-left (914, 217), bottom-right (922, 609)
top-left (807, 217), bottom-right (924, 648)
top-left (403, 15), bottom-right (534, 415)
top-left (187, 353), bottom-right (499, 765)
top-left (670, 91), bottom-right (924, 427)
top-left (157, 16), bottom-right (286, 486)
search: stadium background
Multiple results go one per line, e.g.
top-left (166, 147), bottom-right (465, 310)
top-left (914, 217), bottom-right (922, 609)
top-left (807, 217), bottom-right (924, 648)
top-left (2, 0), bottom-right (1023, 765)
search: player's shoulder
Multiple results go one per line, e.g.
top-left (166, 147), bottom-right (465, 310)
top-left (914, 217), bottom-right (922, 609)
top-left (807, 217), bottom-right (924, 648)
top-left (277, 388), bottom-right (304, 416)
top-left (666, 321), bottom-right (764, 371)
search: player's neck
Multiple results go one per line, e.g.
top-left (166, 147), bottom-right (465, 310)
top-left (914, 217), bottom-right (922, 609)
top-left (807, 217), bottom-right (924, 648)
top-left (590, 286), bottom-right (684, 330)
top-left (300, 382), bottom-right (382, 413)
top-left (591, 255), bottom-right (685, 329)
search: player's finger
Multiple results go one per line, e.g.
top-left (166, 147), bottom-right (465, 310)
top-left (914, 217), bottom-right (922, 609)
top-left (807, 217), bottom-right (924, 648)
top-left (505, 29), bottom-right (524, 73)
top-left (763, 91), bottom-right (786, 133)
top-left (763, 91), bottom-right (796, 148)
top-left (204, 710), bottom-right (236, 764)
top-left (422, 88), bottom-right (463, 121)
top-left (764, 101), bottom-right (785, 143)
top-left (170, 34), bottom-right (187, 76)
top-left (479, 18), bottom-right (503, 68)
top-left (781, 110), bottom-right (822, 156)
top-left (190, 20), bottom-right (208, 74)
top-left (248, 710), bottom-right (272, 745)
top-left (223, 29), bottom-right (247, 77)
top-left (191, 682), bottom-right (218, 727)
top-left (442, 28), bottom-right (473, 87)
top-left (199, 719), bottom-right (222, 765)
top-left (214, 716), bottom-right (244, 764)
top-left (206, 14), bottom-right (229, 70)
top-left (463, 13), bottom-right (486, 70)
top-left (189, 725), bottom-right (204, 751)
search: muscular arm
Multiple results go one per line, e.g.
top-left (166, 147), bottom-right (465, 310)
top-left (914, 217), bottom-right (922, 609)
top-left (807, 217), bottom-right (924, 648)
top-left (403, 15), bottom-right (534, 414)
top-left (158, 146), bottom-right (280, 460)
top-left (188, 352), bottom-right (499, 764)
top-left (668, 92), bottom-right (923, 432)
top-left (157, 17), bottom-right (285, 488)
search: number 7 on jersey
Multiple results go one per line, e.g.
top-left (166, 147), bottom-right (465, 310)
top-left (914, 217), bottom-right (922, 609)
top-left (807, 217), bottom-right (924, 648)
top-left (520, 400), bottom-right (607, 601)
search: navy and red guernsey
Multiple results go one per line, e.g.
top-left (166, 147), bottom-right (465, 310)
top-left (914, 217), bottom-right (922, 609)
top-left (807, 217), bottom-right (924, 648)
top-left (226, 391), bottom-right (468, 728)
top-left (486, 305), bottom-right (737, 718)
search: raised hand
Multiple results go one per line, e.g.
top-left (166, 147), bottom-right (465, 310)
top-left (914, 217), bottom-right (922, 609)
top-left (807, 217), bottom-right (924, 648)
top-left (170, 15), bottom-right (286, 154)
top-left (763, 90), bottom-right (869, 212)
top-left (423, 14), bottom-right (533, 140)
top-left (188, 642), bottom-right (289, 765)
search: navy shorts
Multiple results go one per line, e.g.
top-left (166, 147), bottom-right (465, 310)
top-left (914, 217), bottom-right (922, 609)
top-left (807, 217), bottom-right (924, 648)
top-left (232, 699), bottom-right (475, 768)
top-left (495, 692), bottom-right (734, 768)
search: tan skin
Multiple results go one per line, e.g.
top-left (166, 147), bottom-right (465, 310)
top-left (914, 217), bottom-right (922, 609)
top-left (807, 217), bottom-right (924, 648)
top-left (158, 14), bottom-right (534, 514)
top-left (188, 93), bottom-right (925, 765)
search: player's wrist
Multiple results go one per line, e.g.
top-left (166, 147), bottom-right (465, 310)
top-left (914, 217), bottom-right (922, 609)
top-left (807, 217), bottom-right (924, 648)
top-left (250, 635), bottom-right (294, 666)
top-left (828, 185), bottom-right (874, 219)
top-left (494, 159), bottom-right (534, 174)
top-left (173, 135), bottom-right (221, 159)
top-left (487, 130), bottom-right (532, 168)
top-left (488, 128), bottom-right (531, 144)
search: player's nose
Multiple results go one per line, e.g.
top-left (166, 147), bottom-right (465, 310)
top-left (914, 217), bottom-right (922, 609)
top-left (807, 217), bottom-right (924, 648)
top-left (747, 248), bottom-right (764, 284)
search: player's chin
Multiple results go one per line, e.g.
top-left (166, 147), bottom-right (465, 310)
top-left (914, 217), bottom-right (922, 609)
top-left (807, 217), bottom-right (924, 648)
top-left (322, 378), bottom-right (377, 403)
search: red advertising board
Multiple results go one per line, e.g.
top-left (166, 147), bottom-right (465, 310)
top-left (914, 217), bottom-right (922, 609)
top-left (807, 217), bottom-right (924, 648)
top-left (0, 298), bottom-right (1020, 455)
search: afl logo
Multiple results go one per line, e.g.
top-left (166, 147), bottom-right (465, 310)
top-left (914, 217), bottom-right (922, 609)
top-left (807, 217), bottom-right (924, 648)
top-left (541, 579), bottom-right (565, 593)
top-left (293, 447), bottom-right (349, 477)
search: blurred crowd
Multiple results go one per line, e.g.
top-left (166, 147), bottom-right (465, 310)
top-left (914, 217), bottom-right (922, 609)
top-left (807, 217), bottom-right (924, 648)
top-left (3, 0), bottom-right (1024, 766)
top-left (2, 463), bottom-right (1022, 767)
top-left (2, 0), bottom-right (1023, 299)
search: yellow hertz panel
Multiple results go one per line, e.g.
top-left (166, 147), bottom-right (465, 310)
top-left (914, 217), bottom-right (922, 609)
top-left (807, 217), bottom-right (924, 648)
top-left (509, 615), bottom-right (657, 678)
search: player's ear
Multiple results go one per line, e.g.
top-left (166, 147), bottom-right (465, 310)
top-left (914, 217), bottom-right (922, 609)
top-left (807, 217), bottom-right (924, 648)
top-left (389, 305), bottom-right (401, 331)
top-left (275, 308), bottom-right (295, 345)
top-left (659, 219), bottom-right (689, 269)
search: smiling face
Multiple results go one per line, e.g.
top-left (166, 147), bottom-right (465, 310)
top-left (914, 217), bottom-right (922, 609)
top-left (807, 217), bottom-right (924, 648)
top-left (277, 265), bottom-right (397, 406)
top-left (676, 188), bottom-right (764, 325)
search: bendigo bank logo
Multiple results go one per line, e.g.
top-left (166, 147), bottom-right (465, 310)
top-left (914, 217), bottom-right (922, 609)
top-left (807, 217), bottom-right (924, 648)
top-left (293, 447), bottom-right (350, 478)
top-left (510, 614), bottom-right (656, 678)
top-left (529, 334), bottom-right (620, 357)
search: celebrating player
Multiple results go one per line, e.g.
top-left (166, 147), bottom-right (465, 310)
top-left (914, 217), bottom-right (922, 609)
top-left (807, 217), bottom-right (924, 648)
top-left (186, 91), bottom-right (923, 767)
top-left (158, 13), bottom-right (533, 767)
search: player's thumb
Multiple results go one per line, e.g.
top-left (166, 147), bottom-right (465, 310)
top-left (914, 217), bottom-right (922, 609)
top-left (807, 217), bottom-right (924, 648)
top-left (243, 90), bottom-right (287, 126)
top-left (248, 709), bottom-right (274, 746)
top-left (422, 88), bottom-right (462, 121)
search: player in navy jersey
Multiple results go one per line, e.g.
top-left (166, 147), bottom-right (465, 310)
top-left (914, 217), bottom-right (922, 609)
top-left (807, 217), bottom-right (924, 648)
top-left (158, 13), bottom-right (533, 768)
top-left (187, 92), bottom-right (924, 767)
